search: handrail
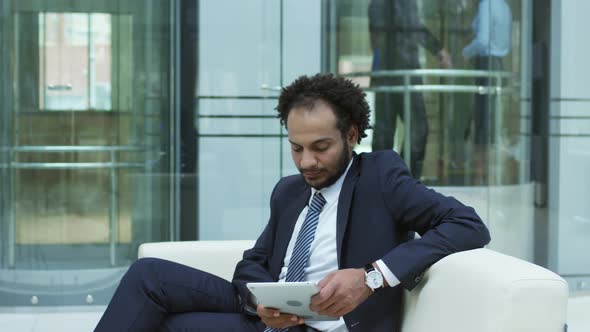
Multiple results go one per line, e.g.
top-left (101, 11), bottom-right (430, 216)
top-left (3, 162), bottom-right (145, 169)
top-left (0, 145), bottom-right (159, 170)
top-left (343, 69), bottom-right (515, 79)
top-left (2, 145), bottom-right (147, 152)
top-left (365, 85), bottom-right (513, 95)
top-left (260, 84), bottom-right (282, 92)
top-left (261, 69), bottom-right (516, 94)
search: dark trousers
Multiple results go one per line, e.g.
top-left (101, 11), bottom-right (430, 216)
top-left (468, 56), bottom-right (504, 184)
top-left (371, 76), bottom-right (429, 178)
top-left (94, 257), bottom-right (265, 332)
top-left (471, 56), bottom-right (504, 146)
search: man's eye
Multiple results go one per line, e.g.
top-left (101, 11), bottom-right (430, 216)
top-left (292, 146), bottom-right (302, 152)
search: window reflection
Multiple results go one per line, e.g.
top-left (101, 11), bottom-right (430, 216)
top-left (39, 13), bottom-right (113, 111)
top-left (328, 0), bottom-right (525, 187)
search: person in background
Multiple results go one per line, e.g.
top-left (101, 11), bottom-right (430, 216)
top-left (369, 0), bottom-right (452, 179)
top-left (462, 0), bottom-right (512, 184)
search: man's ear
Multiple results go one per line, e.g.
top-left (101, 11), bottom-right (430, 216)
top-left (347, 126), bottom-right (359, 146)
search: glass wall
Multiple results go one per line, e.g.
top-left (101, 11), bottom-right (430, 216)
top-left (2, 0), bottom-right (587, 311)
top-left (0, 0), bottom-right (174, 305)
top-left (196, 0), bottom-right (321, 240)
top-left (324, 0), bottom-right (534, 260)
top-left (0, 0), bottom-right (324, 307)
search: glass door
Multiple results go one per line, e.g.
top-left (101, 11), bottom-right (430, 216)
top-left (196, 0), bottom-right (284, 240)
top-left (0, 0), bottom-right (175, 306)
top-left (195, 0), bottom-right (321, 240)
top-left (325, 0), bottom-right (534, 260)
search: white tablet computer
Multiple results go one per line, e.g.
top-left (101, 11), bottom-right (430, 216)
top-left (246, 282), bottom-right (339, 321)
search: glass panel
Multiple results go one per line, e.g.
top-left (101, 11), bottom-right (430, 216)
top-left (196, 0), bottom-right (284, 240)
top-left (0, 0), bottom-right (174, 306)
top-left (326, 0), bottom-right (534, 259)
top-left (198, 0), bottom-right (281, 97)
top-left (1, 0), bottom-right (312, 307)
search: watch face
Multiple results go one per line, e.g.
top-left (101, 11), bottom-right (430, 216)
top-left (366, 270), bottom-right (383, 289)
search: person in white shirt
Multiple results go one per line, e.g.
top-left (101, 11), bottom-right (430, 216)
top-left (462, 0), bottom-right (512, 185)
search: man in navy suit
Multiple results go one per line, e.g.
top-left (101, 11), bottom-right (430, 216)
top-left (95, 73), bottom-right (489, 332)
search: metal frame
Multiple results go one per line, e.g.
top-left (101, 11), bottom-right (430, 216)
top-left (170, 0), bottom-right (181, 241)
top-left (1, 145), bottom-right (145, 267)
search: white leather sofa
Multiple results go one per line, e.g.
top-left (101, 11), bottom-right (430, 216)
top-left (138, 241), bottom-right (569, 332)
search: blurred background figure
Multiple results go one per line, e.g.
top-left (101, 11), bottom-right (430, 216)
top-left (462, 0), bottom-right (512, 184)
top-left (368, 0), bottom-right (452, 179)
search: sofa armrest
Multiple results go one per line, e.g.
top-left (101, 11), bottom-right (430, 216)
top-left (402, 248), bottom-right (569, 332)
top-left (138, 240), bottom-right (255, 281)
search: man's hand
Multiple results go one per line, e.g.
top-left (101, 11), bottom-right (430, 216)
top-left (438, 48), bottom-right (453, 69)
top-left (310, 269), bottom-right (372, 318)
top-left (256, 304), bottom-right (305, 329)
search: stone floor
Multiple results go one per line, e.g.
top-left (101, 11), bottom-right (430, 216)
top-left (0, 293), bottom-right (588, 332)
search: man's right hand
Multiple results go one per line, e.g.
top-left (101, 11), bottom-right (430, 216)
top-left (437, 48), bottom-right (453, 69)
top-left (257, 304), bottom-right (306, 329)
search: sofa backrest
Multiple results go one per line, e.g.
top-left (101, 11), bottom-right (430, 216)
top-left (138, 240), bottom-right (255, 281)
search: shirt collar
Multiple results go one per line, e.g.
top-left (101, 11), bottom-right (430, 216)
top-left (310, 157), bottom-right (354, 206)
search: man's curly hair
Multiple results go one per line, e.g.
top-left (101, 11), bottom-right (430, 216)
top-left (276, 73), bottom-right (371, 144)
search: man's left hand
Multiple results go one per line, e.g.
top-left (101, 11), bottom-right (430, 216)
top-left (310, 269), bottom-right (372, 317)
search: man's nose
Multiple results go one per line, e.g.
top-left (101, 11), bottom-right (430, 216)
top-left (300, 150), bottom-right (317, 169)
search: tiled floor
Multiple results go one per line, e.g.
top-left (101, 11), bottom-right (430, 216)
top-left (1, 294), bottom-right (589, 332)
top-left (567, 293), bottom-right (590, 332)
top-left (0, 306), bottom-right (104, 332)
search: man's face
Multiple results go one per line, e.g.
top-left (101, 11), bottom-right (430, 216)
top-left (287, 101), bottom-right (357, 189)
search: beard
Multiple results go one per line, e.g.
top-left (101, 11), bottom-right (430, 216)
top-left (299, 140), bottom-right (352, 190)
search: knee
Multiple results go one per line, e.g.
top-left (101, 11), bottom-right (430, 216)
top-left (122, 257), bottom-right (161, 284)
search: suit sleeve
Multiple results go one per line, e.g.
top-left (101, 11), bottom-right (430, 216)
top-left (378, 152), bottom-right (490, 290)
top-left (232, 184), bottom-right (279, 306)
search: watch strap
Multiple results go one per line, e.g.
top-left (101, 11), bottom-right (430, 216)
top-left (363, 263), bottom-right (375, 273)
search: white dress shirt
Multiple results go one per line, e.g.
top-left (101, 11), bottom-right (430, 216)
top-left (463, 0), bottom-right (512, 58)
top-left (278, 158), bottom-right (400, 332)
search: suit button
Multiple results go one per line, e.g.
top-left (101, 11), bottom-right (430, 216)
top-left (414, 276), bottom-right (422, 283)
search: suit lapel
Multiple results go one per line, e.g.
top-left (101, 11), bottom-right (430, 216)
top-left (336, 156), bottom-right (360, 266)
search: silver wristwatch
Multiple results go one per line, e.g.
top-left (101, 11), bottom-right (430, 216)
top-left (363, 263), bottom-right (384, 291)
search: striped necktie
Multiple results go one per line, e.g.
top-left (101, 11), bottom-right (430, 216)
top-left (264, 192), bottom-right (327, 332)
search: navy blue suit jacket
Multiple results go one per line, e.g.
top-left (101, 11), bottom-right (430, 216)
top-left (233, 150), bottom-right (490, 331)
